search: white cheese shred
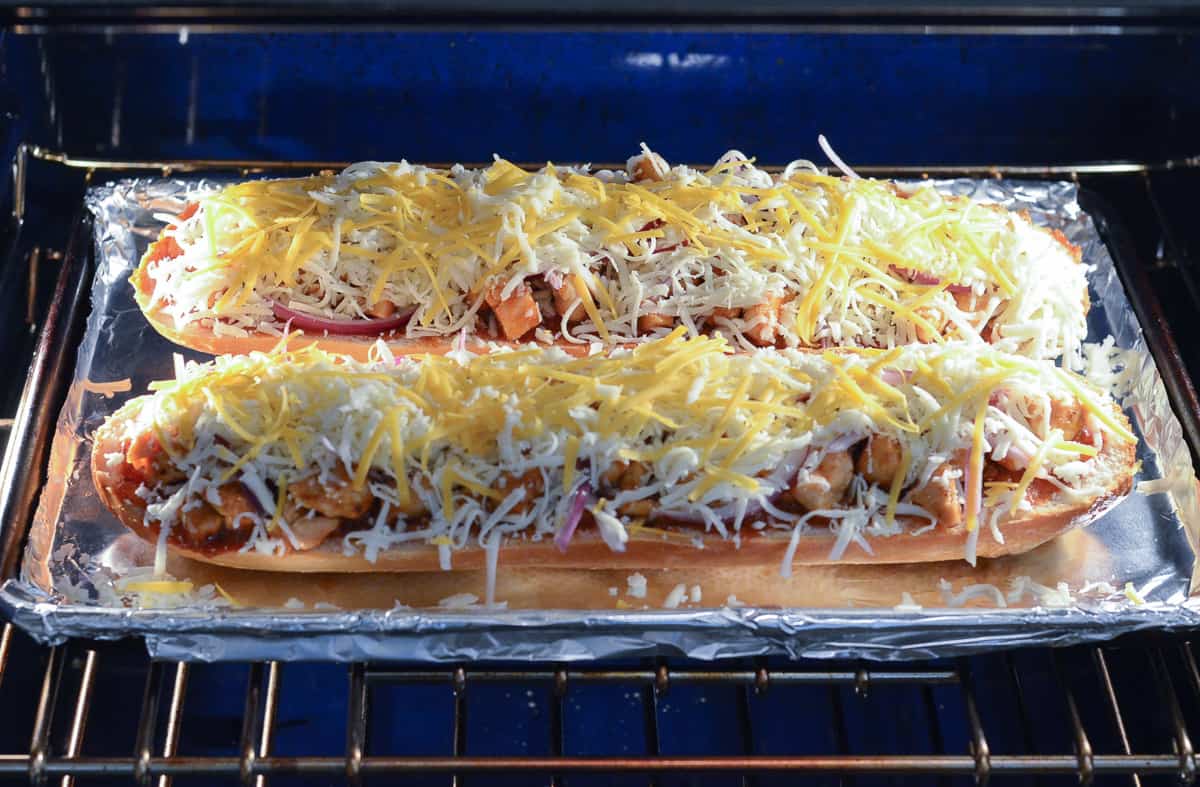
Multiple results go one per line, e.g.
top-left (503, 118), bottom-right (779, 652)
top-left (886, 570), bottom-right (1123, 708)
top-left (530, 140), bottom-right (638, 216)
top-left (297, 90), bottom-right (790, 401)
top-left (663, 584), bottom-right (688, 609)
top-left (937, 578), bottom-right (1008, 608)
top-left (484, 533), bottom-right (501, 609)
top-left (627, 573), bottom-right (648, 599)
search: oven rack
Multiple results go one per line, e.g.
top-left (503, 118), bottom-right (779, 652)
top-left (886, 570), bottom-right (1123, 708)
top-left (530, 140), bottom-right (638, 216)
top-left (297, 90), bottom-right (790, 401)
top-left (14, 142), bottom-right (1200, 181)
top-left (0, 622), bottom-right (1199, 784)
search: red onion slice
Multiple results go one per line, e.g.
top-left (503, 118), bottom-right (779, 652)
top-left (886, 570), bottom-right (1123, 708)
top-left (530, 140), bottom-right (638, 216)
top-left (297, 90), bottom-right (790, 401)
top-left (555, 482), bottom-right (593, 553)
top-left (964, 447), bottom-right (984, 535)
top-left (887, 265), bottom-right (973, 295)
top-left (271, 299), bottom-right (415, 336)
top-left (879, 368), bottom-right (914, 386)
top-left (889, 264), bottom-right (940, 286)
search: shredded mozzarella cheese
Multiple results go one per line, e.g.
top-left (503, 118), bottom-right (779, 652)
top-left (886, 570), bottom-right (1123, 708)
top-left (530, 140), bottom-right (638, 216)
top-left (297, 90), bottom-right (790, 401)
top-left (118, 330), bottom-right (1128, 564)
top-left (141, 150), bottom-right (1088, 363)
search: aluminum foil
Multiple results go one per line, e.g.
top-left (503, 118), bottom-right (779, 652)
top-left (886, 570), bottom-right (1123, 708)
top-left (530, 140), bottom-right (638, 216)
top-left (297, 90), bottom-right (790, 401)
top-left (2, 175), bottom-right (1198, 663)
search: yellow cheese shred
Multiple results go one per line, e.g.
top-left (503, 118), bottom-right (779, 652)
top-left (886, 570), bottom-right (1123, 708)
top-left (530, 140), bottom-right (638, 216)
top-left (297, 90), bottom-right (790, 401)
top-left (353, 413), bottom-right (392, 490)
top-left (214, 583), bottom-right (242, 607)
top-left (123, 580), bottom-right (194, 595)
top-left (161, 154), bottom-right (1053, 363)
top-left (139, 329), bottom-right (1127, 543)
top-left (572, 272), bottom-right (610, 341)
top-left (563, 435), bottom-right (580, 493)
top-left (1008, 429), bottom-right (1057, 516)
top-left (1052, 369), bottom-right (1136, 443)
top-left (885, 443), bottom-right (912, 525)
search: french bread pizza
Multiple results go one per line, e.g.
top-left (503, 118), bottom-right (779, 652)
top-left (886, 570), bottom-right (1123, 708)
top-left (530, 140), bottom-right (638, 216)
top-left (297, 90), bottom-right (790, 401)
top-left (133, 147), bottom-right (1088, 364)
top-left (91, 331), bottom-right (1135, 578)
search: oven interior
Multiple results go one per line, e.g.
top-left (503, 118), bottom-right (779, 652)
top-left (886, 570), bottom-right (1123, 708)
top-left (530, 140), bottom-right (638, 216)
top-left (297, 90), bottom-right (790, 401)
top-left (0, 10), bottom-right (1198, 785)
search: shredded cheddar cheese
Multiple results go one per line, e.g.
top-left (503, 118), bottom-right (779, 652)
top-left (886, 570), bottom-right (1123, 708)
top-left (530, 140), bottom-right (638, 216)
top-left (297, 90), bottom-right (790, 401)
top-left (121, 579), bottom-right (195, 595)
top-left (117, 333), bottom-right (1131, 566)
top-left (139, 147), bottom-right (1088, 364)
top-left (885, 443), bottom-right (912, 525)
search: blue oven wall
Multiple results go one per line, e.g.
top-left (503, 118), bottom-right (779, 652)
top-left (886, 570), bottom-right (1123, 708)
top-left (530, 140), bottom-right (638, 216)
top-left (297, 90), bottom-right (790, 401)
top-left (4, 30), bottom-right (1198, 168)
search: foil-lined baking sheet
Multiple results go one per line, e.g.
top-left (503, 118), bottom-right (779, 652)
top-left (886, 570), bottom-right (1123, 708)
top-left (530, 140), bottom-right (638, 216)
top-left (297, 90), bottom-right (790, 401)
top-left (2, 175), bottom-right (1198, 662)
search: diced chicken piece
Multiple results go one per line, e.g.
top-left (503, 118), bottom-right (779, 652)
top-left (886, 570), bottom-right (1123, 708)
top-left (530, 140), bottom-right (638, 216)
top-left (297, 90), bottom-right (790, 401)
top-left (497, 469), bottom-right (545, 514)
top-left (602, 461), bottom-right (655, 517)
top-left (602, 461), bottom-right (628, 486)
top-left (744, 294), bottom-right (784, 347)
top-left (1017, 392), bottom-right (1084, 443)
top-left (638, 313), bottom-right (674, 333)
top-left (486, 280), bottom-right (542, 340)
top-left (1049, 396), bottom-right (1085, 441)
top-left (913, 306), bottom-right (947, 343)
top-left (126, 431), bottom-right (162, 476)
top-left (790, 451), bottom-right (854, 511)
top-left (709, 306), bottom-right (741, 322)
top-left (604, 461), bottom-right (648, 491)
top-left (290, 468), bottom-right (373, 519)
top-left (551, 278), bottom-right (587, 325)
top-left (856, 435), bottom-right (903, 487)
top-left (907, 464), bottom-right (962, 528)
top-left (288, 514), bottom-right (342, 551)
top-left (617, 499), bottom-right (655, 518)
top-left (618, 461), bottom-right (648, 490)
top-left (628, 152), bottom-right (667, 182)
top-left (126, 431), bottom-right (184, 483)
top-left (952, 289), bottom-right (981, 313)
top-left (366, 299), bottom-right (396, 318)
top-left (214, 484), bottom-right (259, 527)
top-left (180, 503), bottom-right (223, 540)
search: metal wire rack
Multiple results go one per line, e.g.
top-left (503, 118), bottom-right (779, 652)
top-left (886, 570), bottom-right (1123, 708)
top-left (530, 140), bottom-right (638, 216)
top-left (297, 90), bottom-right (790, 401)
top-left (0, 623), bottom-right (1199, 784)
top-left (0, 149), bottom-right (1198, 785)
